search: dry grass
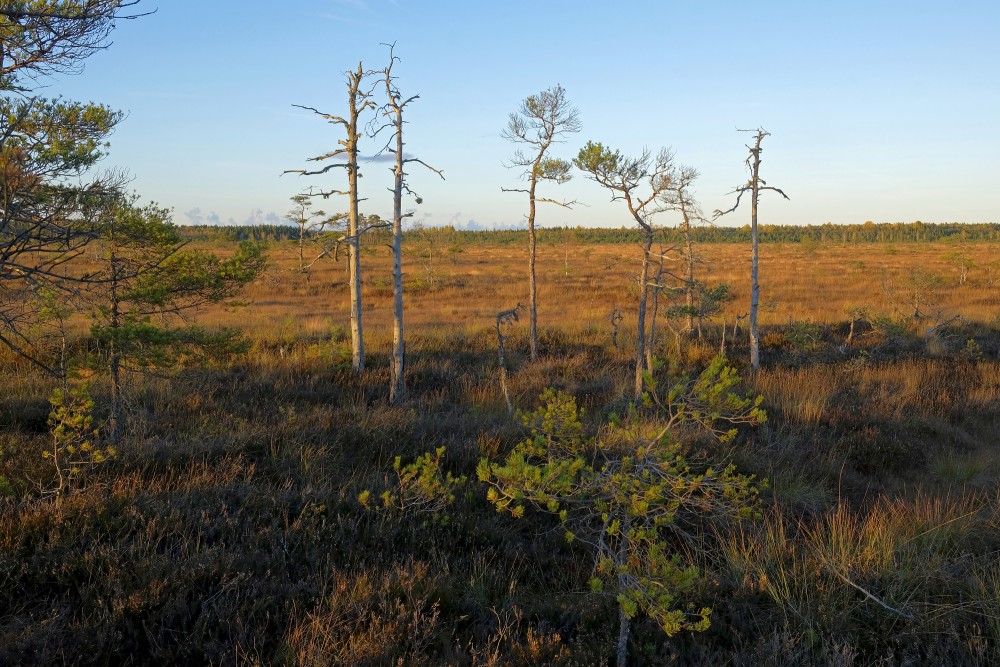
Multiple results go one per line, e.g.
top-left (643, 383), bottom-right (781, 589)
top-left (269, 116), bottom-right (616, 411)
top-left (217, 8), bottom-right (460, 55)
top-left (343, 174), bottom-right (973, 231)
top-left (1, 235), bottom-right (999, 665)
top-left (199, 238), bottom-right (1000, 344)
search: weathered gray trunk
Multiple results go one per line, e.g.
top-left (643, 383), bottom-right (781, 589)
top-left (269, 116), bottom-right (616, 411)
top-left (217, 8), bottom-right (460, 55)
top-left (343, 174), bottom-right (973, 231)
top-left (528, 172), bottom-right (539, 362)
top-left (749, 136), bottom-right (762, 371)
top-left (108, 249), bottom-right (123, 444)
top-left (108, 347), bottom-right (121, 443)
top-left (682, 204), bottom-right (695, 335)
top-left (348, 199), bottom-right (364, 371)
top-left (298, 226), bottom-right (306, 271)
top-left (347, 64), bottom-right (365, 372)
top-left (634, 226), bottom-right (653, 399)
top-left (646, 252), bottom-right (663, 370)
top-left (615, 512), bottom-right (633, 667)
top-left (616, 604), bottom-right (631, 667)
top-left (389, 100), bottom-right (405, 404)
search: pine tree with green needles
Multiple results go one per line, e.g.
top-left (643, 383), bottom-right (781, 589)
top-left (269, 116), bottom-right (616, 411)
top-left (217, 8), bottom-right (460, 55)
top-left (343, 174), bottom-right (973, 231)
top-left (479, 357), bottom-right (765, 667)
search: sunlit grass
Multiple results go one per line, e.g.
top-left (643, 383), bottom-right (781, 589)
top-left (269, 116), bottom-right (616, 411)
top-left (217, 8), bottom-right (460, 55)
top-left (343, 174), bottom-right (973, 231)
top-left (1, 236), bottom-right (999, 664)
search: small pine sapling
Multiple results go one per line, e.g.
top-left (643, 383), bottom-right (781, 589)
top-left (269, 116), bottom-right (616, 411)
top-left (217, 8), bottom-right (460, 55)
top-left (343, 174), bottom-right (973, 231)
top-left (479, 359), bottom-right (765, 666)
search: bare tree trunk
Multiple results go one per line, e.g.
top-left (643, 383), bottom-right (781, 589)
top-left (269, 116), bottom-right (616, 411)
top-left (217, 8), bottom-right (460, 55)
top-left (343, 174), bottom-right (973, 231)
top-left (713, 130), bottom-right (787, 370)
top-left (348, 222), bottom-right (364, 370)
top-left (635, 227), bottom-right (653, 399)
top-left (347, 65), bottom-right (365, 372)
top-left (108, 252), bottom-right (122, 444)
top-left (528, 175), bottom-right (539, 362)
top-left (615, 512), bottom-right (632, 667)
top-left (646, 252), bottom-right (664, 371)
top-left (389, 104), bottom-right (405, 404)
top-left (298, 226), bottom-right (305, 271)
top-left (749, 134), bottom-right (763, 371)
top-left (683, 206), bottom-right (695, 335)
top-left (616, 604), bottom-right (631, 667)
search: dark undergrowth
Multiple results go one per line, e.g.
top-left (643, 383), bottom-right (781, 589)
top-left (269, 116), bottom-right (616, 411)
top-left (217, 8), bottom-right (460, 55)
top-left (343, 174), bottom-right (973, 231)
top-left (1, 324), bottom-right (999, 666)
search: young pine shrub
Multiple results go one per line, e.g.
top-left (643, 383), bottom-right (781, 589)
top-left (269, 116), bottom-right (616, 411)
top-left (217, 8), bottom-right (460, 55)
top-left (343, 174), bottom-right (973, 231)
top-left (479, 357), bottom-right (766, 667)
top-left (44, 383), bottom-right (115, 496)
top-left (358, 446), bottom-right (467, 520)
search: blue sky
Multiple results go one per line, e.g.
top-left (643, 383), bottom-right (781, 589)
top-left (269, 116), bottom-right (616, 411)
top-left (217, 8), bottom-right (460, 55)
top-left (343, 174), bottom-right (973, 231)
top-left (50, 0), bottom-right (999, 229)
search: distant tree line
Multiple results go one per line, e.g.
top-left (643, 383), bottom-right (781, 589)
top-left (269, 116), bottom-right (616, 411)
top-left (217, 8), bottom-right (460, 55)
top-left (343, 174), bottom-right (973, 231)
top-left (175, 224), bottom-right (301, 243)
top-left (175, 220), bottom-right (1000, 246)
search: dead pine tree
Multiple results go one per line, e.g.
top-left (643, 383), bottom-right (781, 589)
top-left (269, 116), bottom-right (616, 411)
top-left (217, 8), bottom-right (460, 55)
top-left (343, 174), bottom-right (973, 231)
top-left (286, 63), bottom-right (377, 372)
top-left (659, 164), bottom-right (706, 336)
top-left (714, 129), bottom-right (788, 371)
top-left (575, 143), bottom-right (675, 400)
top-left (496, 304), bottom-right (524, 415)
top-left (502, 85), bottom-right (581, 362)
top-left (287, 191), bottom-right (344, 275)
top-left (374, 45), bottom-right (444, 404)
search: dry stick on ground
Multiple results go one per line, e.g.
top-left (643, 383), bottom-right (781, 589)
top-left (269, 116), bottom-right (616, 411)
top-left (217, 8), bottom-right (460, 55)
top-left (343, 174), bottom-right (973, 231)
top-left (501, 85), bottom-right (581, 362)
top-left (815, 553), bottom-right (915, 620)
top-left (496, 303), bottom-right (524, 415)
top-left (285, 62), bottom-right (378, 372)
top-left (374, 44), bottom-right (444, 404)
top-left (925, 315), bottom-right (962, 340)
top-left (713, 129), bottom-right (789, 371)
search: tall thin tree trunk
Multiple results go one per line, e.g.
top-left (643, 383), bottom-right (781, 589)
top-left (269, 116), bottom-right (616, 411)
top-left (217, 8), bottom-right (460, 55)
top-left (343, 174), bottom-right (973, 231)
top-left (616, 605), bottom-right (631, 667)
top-left (528, 178), bottom-right (539, 362)
top-left (615, 512), bottom-right (632, 667)
top-left (347, 70), bottom-right (365, 372)
top-left (298, 227), bottom-right (305, 271)
top-left (749, 135), bottom-right (762, 371)
top-left (109, 347), bottom-right (121, 442)
top-left (646, 252), bottom-right (663, 370)
top-left (635, 227), bottom-right (653, 399)
top-left (389, 99), bottom-right (405, 404)
top-left (108, 250), bottom-right (122, 444)
top-left (344, 62), bottom-right (366, 373)
top-left (683, 206), bottom-right (695, 334)
top-left (349, 222), bottom-right (364, 371)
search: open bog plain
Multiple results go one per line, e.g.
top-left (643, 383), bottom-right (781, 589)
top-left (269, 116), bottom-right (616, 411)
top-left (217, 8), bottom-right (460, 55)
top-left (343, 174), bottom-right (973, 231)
top-left (3, 229), bottom-right (1000, 666)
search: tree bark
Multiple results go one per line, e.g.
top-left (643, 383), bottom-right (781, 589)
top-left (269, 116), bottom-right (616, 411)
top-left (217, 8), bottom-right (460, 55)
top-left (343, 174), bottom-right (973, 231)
top-left (528, 171), bottom-right (539, 362)
top-left (683, 205), bottom-right (695, 335)
top-left (389, 97), bottom-right (405, 404)
top-left (108, 246), bottom-right (122, 444)
top-left (616, 604), bottom-right (631, 667)
top-left (615, 511), bottom-right (633, 667)
top-left (646, 251), bottom-right (663, 370)
top-left (347, 64), bottom-right (365, 372)
top-left (635, 226), bottom-right (653, 399)
top-left (749, 133), bottom-right (762, 371)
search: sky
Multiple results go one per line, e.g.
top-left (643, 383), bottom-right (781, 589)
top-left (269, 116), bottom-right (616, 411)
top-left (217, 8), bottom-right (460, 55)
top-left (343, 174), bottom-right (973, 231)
top-left (47, 0), bottom-right (1000, 230)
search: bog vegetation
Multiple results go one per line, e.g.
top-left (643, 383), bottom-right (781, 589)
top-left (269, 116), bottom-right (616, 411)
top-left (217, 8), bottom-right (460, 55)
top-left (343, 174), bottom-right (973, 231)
top-left (2, 4), bottom-right (1000, 666)
top-left (3, 233), bottom-right (1000, 666)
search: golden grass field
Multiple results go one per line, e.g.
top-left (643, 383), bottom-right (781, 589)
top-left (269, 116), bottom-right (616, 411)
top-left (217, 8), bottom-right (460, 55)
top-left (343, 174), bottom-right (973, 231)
top-left (2, 233), bottom-right (1000, 666)
top-left (212, 238), bottom-right (1000, 346)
